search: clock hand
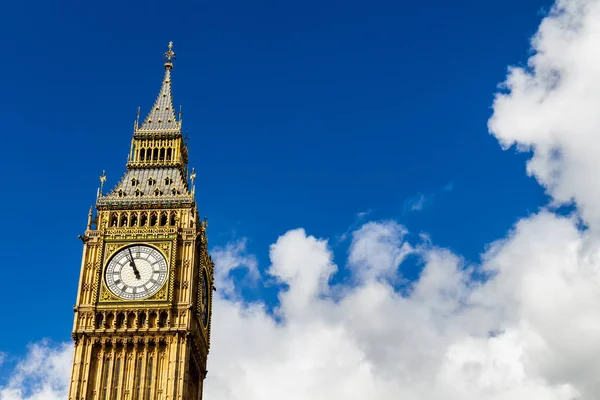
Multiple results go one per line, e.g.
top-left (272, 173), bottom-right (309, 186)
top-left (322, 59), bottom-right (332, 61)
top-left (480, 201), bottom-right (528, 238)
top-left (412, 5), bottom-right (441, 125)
top-left (127, 248), bottom-right (141, 279)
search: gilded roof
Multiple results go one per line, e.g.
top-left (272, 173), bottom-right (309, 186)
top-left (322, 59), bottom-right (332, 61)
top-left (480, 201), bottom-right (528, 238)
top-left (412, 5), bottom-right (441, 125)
top-left (97, 167), bottom-right (192, 207)
top-left (137, 68), bottom-right (180, 133)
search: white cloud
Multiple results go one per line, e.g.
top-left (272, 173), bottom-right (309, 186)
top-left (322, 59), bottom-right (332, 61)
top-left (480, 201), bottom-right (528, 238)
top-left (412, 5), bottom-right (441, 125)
top-left (268, 228), bottom-right (337, 315)
top-left (0, 341), bottom-right (72, 400)
top-left (488, 0), bottom-right (600, 230)
top-left (348, 220), bottom-right (413, 281)
top-left (206, 217), bottom-right (587, 399)
top-left (211, 238), bottom-right (259, 297)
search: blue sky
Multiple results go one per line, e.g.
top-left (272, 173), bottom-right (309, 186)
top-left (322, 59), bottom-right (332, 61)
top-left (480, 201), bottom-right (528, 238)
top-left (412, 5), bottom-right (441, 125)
top-left (0, 0), bottom-right (559, 389)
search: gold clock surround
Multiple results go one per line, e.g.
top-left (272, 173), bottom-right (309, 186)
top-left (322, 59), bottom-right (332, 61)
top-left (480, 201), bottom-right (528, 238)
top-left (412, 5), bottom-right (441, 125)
top-left (100, 241), bottom-right (173, 303)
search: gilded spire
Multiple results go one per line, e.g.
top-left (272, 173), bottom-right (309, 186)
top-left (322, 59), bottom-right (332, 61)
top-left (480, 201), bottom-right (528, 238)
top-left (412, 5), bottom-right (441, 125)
top-left (164, 41), bottom-right (176, 69)
top-left (137, 42), bottom-right (180, 133)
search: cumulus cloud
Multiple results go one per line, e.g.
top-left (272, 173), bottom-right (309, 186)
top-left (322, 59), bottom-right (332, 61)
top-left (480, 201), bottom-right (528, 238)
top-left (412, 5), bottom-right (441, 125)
top-left (348, 220), bottom-right (413, 281)
top-left (488, 0), bottom-right (600, 229)
top-left (0, 341), bottom-right (72, 400)
top-left (210, 238), bottom-right (259, 297)
top-left (205, 215), bottom-right (588, 399)
top-left (4, 0), bottom-right (600, 399)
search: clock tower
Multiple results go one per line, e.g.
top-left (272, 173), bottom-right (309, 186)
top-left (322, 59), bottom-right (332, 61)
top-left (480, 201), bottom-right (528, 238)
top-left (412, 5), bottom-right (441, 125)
top-left (68, 43), bottom-right (214, 400)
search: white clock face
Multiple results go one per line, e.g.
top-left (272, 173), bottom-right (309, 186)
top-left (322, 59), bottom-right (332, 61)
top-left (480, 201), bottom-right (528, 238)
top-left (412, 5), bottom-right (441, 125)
top-left (105, 245), bottom-right (168, 300)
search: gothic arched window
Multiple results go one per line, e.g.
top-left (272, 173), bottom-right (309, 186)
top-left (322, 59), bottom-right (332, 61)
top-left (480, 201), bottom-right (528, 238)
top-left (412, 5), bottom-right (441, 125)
top-left (150, 212), bottom-right (158, 226)
top-left (140, 212), bottom-right (148, 226)
top-left (116, 312), bottom-right (125, 328)
top-left (120, 213), bottom-right (128, 227)
top-left (138, 312), bottom-right (146, 327)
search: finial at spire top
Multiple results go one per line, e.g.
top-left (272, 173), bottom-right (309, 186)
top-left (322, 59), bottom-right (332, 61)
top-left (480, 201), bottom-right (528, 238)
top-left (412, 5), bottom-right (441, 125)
top-left (163, 41), bottom-right (176, 70)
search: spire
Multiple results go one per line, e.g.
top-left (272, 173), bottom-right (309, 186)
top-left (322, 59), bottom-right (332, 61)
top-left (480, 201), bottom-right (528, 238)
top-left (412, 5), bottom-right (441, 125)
top-left (137, 42), bottom-right (180, 133)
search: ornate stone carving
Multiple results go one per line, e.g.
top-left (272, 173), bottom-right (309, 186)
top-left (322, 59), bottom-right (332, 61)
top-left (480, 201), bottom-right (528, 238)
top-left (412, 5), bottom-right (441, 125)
top-left (100, 288), bottom-right (119, 302)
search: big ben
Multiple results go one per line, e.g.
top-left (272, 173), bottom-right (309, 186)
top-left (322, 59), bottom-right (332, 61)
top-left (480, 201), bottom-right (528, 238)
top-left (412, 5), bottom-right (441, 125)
top-left (68, 42), bottom-right (214, 400)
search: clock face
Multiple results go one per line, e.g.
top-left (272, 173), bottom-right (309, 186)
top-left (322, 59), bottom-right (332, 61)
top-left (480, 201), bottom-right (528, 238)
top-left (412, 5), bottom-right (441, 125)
top-left (105, 244), bottom-right (168, 300)
top-left (201, 268), bottom-right (209, 327)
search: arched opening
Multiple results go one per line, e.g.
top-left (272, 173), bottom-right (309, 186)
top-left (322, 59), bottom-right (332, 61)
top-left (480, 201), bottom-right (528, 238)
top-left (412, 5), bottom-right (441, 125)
top-left (120, 213), bottom-right (128, 227)
top-left (95, 313), bottom-right (104, 329)
top-left (166, 148), bottom-right (172, 161)
top-left (113, 357), bottom-right (121, 399)
top-left (127, 312), bottom-right (135, 328)
top-left (140, 212), bottom-right (148, 226)
top-left (148, 312), bottom-right (157, 328)
top-left (170, 212), bottom-right (176, 226)
top-left (138, 312), bottom-right (146, 328)
top-left (130, 213), bottom-right (138, 227)
top-left (116, 312), bottom-right (125, 329)
top-left (153, 148), bottom-right (159, 161)
top-left (159, 148), bottom-right (165, 161)
top-left (159, 311), bottom-right (168, 327)
top-left (111, 214), bottom-right (118, 227)
top-left (146, 148), bottom-right (152, 160)
top-left (146, 358), bottom-right (154, 399)
top-left (150, 212), bottom-right (158, 226)
top-left (160, 212), bottom-right (168, 226)
top-left (139, 149), bottom-right (145, 161)
top-left (105, 312), bottom-right (114, 328)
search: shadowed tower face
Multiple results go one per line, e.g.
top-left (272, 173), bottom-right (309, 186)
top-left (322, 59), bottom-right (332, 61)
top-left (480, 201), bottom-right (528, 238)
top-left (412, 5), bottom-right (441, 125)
top-left (68, 42), bottom-right (214, 400)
